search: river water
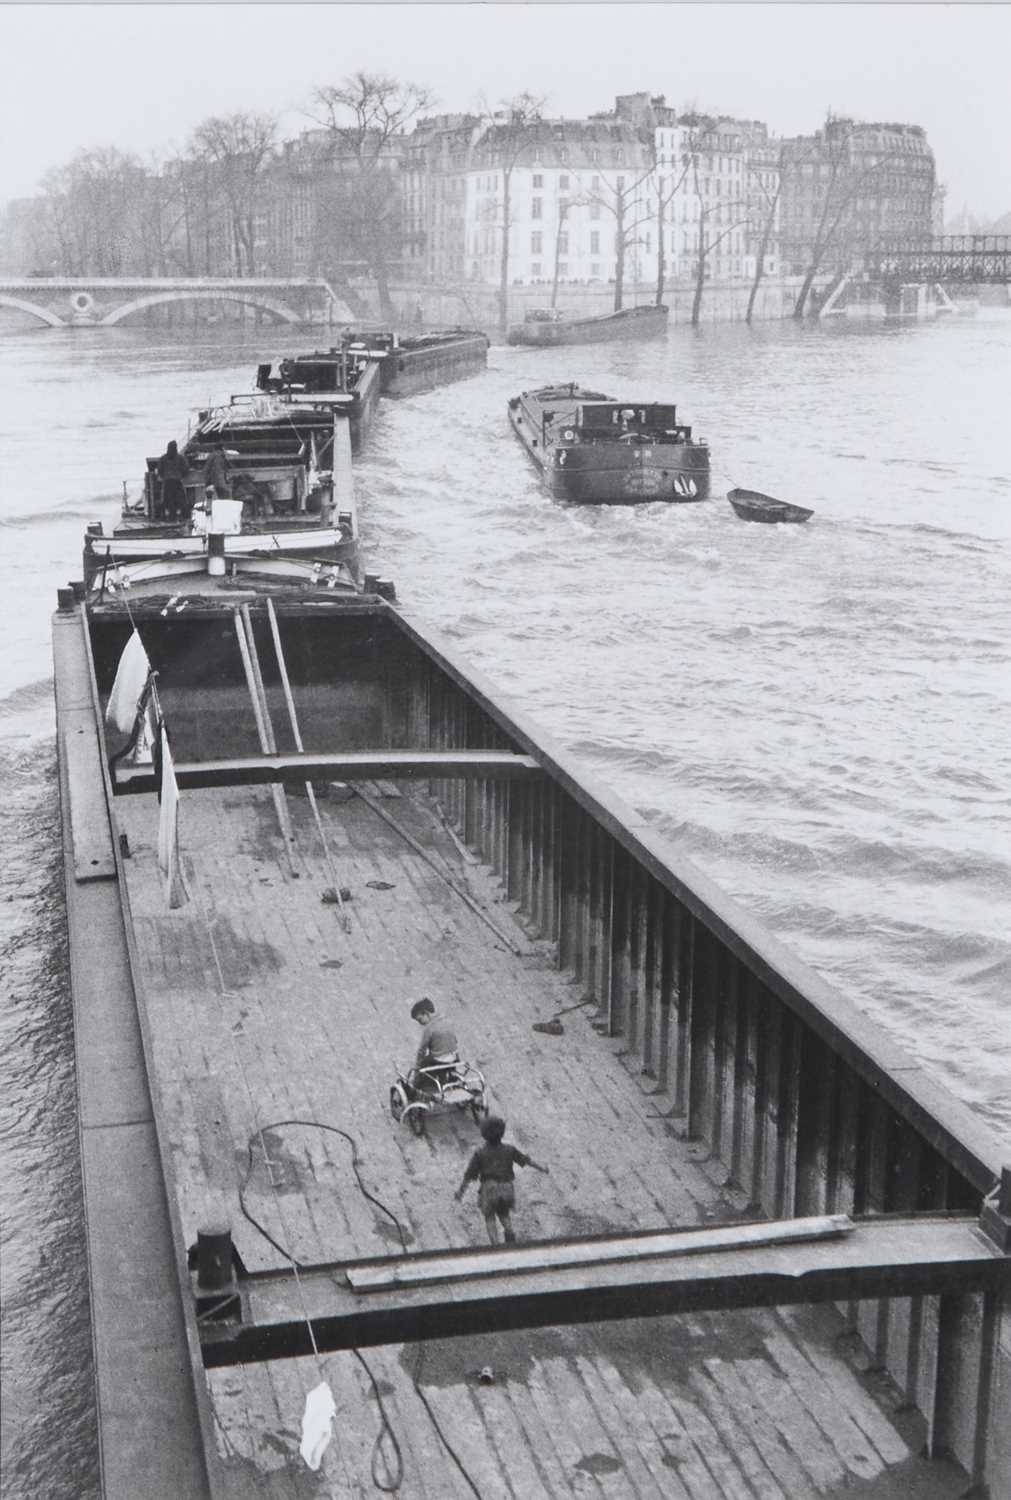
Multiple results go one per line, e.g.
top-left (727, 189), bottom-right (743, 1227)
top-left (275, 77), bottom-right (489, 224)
top-left (1, 310), bottom-right (1009, 1497)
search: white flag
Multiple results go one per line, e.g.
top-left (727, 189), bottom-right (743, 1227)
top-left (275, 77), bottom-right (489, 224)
top-left (106, 629), bottom-right (151, 735)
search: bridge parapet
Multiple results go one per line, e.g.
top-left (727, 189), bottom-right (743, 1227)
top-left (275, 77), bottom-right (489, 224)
top-left (0, 277), bottom-right (350, 327)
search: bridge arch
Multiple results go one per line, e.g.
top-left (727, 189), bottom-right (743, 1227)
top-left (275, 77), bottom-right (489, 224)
top-left (100, 289), bottom-right (303, 326)
top-left (0, 294), bottom-right (65, 327)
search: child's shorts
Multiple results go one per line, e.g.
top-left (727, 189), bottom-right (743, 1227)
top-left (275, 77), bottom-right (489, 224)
top-left (479, 1181), bottom-right (515, 1217)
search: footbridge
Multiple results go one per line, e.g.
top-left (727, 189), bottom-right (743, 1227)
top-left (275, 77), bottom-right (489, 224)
top-left (0, 277), bottom-right (352, 328)
top-left (862, 235), bottom-right (1011, 284)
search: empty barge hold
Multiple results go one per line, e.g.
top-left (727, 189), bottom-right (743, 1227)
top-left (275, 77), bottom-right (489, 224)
top-left (54, 562), bottom-right (1010, 1498)
top-left (507, 302), bottom-right (669, 346)
top-left (509, 383), bottom-right (711, 503)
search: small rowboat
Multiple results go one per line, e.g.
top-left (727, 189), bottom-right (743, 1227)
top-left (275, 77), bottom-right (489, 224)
top-left (727, 487), bottom-right (813, 524)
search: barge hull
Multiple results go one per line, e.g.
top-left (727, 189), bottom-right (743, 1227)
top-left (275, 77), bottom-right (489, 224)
top-left (57, 594), bottom-right (1011, 1499)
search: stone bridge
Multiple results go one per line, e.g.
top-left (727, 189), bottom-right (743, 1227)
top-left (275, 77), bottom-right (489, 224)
top-left (0, 277), bottom-right (352, 328)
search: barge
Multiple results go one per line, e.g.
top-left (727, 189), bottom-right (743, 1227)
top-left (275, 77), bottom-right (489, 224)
top-left (54, 547), bottom-right (1011, 1499)
top-left (509, 383), bottom-right (711, 503)
top-left (86, 398), bottom-right (359, 592)
top-left (255, 326), bottom-right (489, 444)
top-left (254, 346), bottom-right (384, 452)
top-left (507, 302), bottom-right (669, 346)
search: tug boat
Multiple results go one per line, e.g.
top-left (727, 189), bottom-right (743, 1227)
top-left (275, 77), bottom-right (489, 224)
top-left (508, 383), bottom-right (710, 504)
top-left (507, 303), bottom-right (669, 346)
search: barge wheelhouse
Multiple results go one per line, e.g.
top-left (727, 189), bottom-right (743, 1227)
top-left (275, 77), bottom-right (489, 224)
top-left (508, 383), bottom-right (711, 503)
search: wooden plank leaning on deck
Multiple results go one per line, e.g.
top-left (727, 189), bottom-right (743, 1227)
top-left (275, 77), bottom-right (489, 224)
top-left (113, 748), bottom-right (543, 794)
top-left (200, 1213), bottom-right (1009, 1367)
top-left (53, 606), bottom-right (213, 1500)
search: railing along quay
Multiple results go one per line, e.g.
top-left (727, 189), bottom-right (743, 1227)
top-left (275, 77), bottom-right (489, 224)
top-left (392, 606), bottom-right (1010, 1496)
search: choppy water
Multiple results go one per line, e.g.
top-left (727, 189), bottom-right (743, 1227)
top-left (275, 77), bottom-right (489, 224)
top-left (1, 310), bottom-right (1009, 1497)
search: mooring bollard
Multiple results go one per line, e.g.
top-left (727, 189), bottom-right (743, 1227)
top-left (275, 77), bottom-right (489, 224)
top-left (192, 1224), bottom-right (244, 1326)
top-left (196, 1225), bottom-right (234, 1291)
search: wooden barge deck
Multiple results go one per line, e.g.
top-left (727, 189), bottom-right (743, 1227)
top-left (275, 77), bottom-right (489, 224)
top-left (55, 595), bottom-right (1011, 1500)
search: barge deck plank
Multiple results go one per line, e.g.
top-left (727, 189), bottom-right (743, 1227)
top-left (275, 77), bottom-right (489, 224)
top-left (114, 781), bottom-right (971, 1500)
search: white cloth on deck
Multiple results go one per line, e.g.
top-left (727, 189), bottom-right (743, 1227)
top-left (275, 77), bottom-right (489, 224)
top-left (156, 725), bottom-right (189, 909)
top-left (105, 629), bottom-right (151, 734)
top-left (300, 1379), bottom-right (337, 1470)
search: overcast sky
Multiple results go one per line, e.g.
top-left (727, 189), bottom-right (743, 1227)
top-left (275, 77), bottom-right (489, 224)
top-left (2, 3), bottom-right (1009, 220)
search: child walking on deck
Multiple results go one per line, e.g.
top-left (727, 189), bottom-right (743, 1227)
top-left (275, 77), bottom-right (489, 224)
top-left (455, 1116), bottom-right (549, 1245)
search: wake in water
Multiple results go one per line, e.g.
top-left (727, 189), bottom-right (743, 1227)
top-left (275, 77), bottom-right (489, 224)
top-left (0, 751), bottom-right (99, 1500)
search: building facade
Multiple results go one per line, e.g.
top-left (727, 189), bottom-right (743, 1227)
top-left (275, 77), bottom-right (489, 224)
top-left (779, 117), bottom-right (937, 275)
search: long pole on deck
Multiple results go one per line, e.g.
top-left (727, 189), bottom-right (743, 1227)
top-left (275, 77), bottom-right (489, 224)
top-left (265, 597), bottom-right (350, 930)
top-left (234, 606), bottom-right (299, 876)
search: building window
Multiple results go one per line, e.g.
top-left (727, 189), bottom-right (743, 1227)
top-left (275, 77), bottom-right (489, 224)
top-left (591, 263), bottom-right (601, 277)
top-left (532, 198), bottom-right (542, 219)
top-left (590, 202), bottom-right (601, 220)
top-left (531, 232), bottom-right (542, 254)
top-left (533, 174), bottom-right (543, 189)
top-left (530, 262), bottom-right (541, 277)
top-left (559, 174), bottom-right (570, 190)
top-left (591, 175), bottom-right (600, 191)
top-left (557, 232), bottom-right (569, 254)
top-left (590, 231), bottom-right (600, 254)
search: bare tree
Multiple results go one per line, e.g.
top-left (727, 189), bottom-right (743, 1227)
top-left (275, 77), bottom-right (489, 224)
top-left (651, 153), bottom-right (694, 307)
top-left (579, 165), bottom-right (653, 311)
top-left (306, 72), bottom-right (434, 319)
top-left (743, 143), bottom-right (788, 324)
top-left (472, 93), bottom-right (547, 338)
top-left (189, 112), bottom-right (278, 276)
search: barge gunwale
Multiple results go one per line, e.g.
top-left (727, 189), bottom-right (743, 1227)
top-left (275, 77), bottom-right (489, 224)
top-left (54, 603), bottom-right (217, 1500)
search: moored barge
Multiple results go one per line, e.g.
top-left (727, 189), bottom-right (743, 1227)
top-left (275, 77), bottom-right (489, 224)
top-left (509, 383), bottom-right (711, 503)
top-left (54, 545), bottom-right (1011, 1498)
top-left (507, 302), bottom-right (669, 346)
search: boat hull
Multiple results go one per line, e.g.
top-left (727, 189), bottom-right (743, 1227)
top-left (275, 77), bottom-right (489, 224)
top-left (377, 331), bottom-right (489, 396)
top-left (727, 487), bottom-right (813, 523)
top-left (507, 304), bottom-right (669, 347)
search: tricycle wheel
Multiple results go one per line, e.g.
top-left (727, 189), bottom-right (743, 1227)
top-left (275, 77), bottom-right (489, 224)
top-left (406, 1104), bottom-right (427, 1137)
top-left (389, 1084), bottom-right (406, 1123)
